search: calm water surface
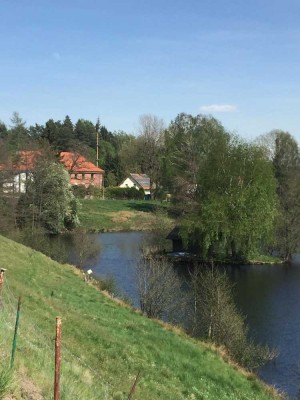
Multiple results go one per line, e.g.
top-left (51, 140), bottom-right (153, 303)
top-left (79, 232), bottom-right (300, 399)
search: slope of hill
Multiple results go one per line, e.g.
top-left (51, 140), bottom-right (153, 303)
top-left (0, 235), bottom-right (280, 400)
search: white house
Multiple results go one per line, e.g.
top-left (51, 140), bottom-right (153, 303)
top-left (0, 150), bottom-right (36, 194)
top-left (0, 150), bottom-right (105, 194)
top-left (2, 172), bottom-right (28, 193)
top-left (119, 173), bottom-right (151, 198)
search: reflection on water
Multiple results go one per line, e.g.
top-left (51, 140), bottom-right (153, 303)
top-left (230, 261), bottom-right (300, 399)
top-left (93, 232), bottom-right (144, 306)
top-left (66, 231), bottom-right (300, 399)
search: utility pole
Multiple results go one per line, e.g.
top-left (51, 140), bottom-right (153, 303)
top-left (96, 117), bottom-right (105, 199)
top-left (96, 131), bottom-right (99, 168)
top-left (96, 117), bottom-right (101, 168)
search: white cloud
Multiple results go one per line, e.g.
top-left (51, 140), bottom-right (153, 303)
top-left (52, 52), bottom-right (61, 60)
top-left (200, 104), bottom-right (237, 113)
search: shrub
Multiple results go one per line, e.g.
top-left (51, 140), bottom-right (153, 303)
top-left (72, 185), bottom-right (86, 198)
top-left (86, 185), bottom-right (103, 198)
top-left (189, 267), bottom-right (276, 369)
top-left (98, 275), bottom-right (119, 296)
top-left (105, 187), bottom-right (145, 200)
top-left (136, 250), bottom-right (186, 322)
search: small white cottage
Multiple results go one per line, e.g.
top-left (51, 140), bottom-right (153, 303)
top-left (119, 173), bottom-right (151, 198)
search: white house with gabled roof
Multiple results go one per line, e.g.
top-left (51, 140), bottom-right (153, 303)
top-left (119, 173), bottom-right (151, 198)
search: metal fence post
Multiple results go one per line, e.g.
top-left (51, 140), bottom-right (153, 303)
top-left (10, 296), bottom-right (21, 368)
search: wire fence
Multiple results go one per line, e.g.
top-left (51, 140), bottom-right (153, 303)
top-left (0, 276), bottom-right (118, 399)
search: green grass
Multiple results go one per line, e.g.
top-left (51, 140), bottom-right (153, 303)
top-left (78, 199), bottom-right (174, 232)
top-left (247, 254), bottom-right (283, 264)
top-left (0, 367), bottom-right (14, 400)
top-left (0, 235), bottom-right (280, 399)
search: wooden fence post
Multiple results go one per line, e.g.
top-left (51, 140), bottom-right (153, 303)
top-left (54, 317), bottom-right (62, 400)
top-left (0, 268), bottom-right (6, 294)
top-left (10, 296), bottom-right (21, 368)
top-left (128, 371), bottom-right (141, 400)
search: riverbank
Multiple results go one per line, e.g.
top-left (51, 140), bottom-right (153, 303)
top-left (0, 234), bottom-right (281, 399)
top-left (78, 198), bottom-right (174, 232)
top-left (77, 199), bottom-right (283, 265)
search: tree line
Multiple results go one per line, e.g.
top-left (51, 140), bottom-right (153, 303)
top-left (0, 111), bottom-right (300, 261)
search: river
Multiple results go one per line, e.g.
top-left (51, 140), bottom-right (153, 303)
top-left (68, 231), bottom-right (300, 399)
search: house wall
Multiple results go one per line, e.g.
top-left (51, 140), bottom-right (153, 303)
top-left (119, 177), bottom-right (137, 189)
top-left (70, 172), bottom-right (103, 188)
top-left (119, 177), bottom-right (150, 195)
top-left (2, 172), bottom-right (27, 194)
top-left (17, 173), bottom-right (26, 193)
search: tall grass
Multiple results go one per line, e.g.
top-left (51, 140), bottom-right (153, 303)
top-left (0, 367), bottom-right (14, 400)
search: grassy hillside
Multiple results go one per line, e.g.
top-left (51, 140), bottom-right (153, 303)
top-left (78, 199), bottom-right (174, 232)
top-left (0, 235), bottom-right (280, 400)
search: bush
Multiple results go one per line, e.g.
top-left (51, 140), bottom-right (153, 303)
top-left (189, 267), bottom-right (276, 369)
top-left (136, 250), bottom-right (186, 322)
top-left (86, 185), bottom-right (103, 198)
top-left (105, 187), bottom-right (145, 200)
top-left (72, 185), bottom-right (86, 198)
top-left (98, 275), bottom-right (119, 296)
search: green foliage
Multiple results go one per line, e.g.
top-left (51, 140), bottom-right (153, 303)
top-left (105, 171), bottom-right (117, 187)
top-left (273, 131), bottom-right (300, 259)
top-left (72, 184), bottom-right (87, 198)
top-left (105, 186), bottom-right (145, 200)
top-left (162, 113), bottom-right (229, 203)
top-left (0, 120), bottom-right (7, 138)
top-left (17, 160), bottom-right (80, 233)
top-left (200, 139), bottom-right (277, 259)
top-left (164, 114), bottom-right (278, 260)
top-left (74, 119), bottom-right (97, 148)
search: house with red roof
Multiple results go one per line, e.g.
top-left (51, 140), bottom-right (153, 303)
top-left (59, 152), bottom-right (104, 188)
top-left (0, 150), bottom-right (104, 193)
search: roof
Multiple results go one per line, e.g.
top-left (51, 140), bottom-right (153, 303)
top-left (0, 150), bottom-right (40, 172)
top-left (129, 173), bottom-right (150, 190)
top-left (59, 152), bottom-right (104, 173)
top-left (0, 150), bottom-right (104, 174)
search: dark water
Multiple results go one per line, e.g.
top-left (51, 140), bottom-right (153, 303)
top-left (92, 231), bottom-right (142, 305)
top-left (69, 232), bottom-right (300, 398)
top-left (229, 258), bottom-right (300, 399)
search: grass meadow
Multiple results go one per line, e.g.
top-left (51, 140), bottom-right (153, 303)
top-left (78, 199), bottom-right (173, 232)
top-left (0, 235), bottom-right (281, 399)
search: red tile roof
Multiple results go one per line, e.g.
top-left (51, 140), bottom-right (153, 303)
top-left (0, 150), bottom-right (40, 172)
top-left (59, 152), bottom-right (104, 173)
top-left (0, 150), bottom-right (104, 174)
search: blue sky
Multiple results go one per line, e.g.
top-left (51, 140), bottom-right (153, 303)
top-left (1, 0), bottom-right (300, 141)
